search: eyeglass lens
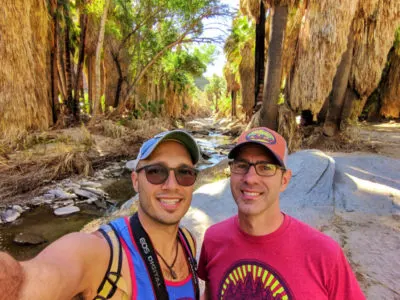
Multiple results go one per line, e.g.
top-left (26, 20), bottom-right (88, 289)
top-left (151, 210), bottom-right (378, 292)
top-left (229, 160), bottom-right (280, 177)
top-left (140, 164), bottom-right (197, 186)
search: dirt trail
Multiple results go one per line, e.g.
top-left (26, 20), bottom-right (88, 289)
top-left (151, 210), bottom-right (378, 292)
top-left (357, 121), bottom-right (400, 159)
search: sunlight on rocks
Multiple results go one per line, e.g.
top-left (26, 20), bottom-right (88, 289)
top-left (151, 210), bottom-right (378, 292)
top-left (346, 174), bottom-right (400, 199)
top-left (194, 180), bottom-right (227, 196)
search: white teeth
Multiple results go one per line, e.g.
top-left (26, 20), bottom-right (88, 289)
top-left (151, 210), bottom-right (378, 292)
top-left (243, 192), bottom-right (260, 196)
top-left (160, 199), bottom-right (180, 204)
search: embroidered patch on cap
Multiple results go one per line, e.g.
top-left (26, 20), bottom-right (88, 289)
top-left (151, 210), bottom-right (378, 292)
top-left (246, 129), bottom-right (276, 145)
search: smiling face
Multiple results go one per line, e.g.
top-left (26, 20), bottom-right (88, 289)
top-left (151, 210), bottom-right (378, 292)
top-left (230, 143), bottom-right (291, 219)
top-left (132, 140), bottom-right (195, 226)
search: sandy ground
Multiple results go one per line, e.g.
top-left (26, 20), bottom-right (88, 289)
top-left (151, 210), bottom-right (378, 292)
top-left (182, 121), bottom-right (400, 299)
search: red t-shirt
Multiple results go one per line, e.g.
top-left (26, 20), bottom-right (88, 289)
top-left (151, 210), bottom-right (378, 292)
top-left (198, 214), bottom-right (365, 300)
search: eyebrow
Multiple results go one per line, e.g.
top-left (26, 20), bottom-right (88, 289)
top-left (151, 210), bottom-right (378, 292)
top-left (234, 158), bottom-right (274, 164)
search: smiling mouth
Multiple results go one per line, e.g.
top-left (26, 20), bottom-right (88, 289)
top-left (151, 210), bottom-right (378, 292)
top-left (158, 198), bottom-right (182, 210)
top-left (241, 190), bottom-right (262, 199)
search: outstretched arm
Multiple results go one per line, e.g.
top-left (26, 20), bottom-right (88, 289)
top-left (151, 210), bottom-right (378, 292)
top-left (0, 252), bottom-right (24, 300)
top-left (1, 232), bottom-right (109, 300)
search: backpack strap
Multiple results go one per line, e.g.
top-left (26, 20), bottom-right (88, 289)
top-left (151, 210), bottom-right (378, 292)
top-left (178, 227), bottom-right (199, 300)
top-left (178, 227), bottom-right (196, 258)
top-left (95, 224), bottom-right (129, 300)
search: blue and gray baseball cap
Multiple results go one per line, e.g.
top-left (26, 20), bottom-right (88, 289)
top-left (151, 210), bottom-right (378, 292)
top-left (133, 130), bottom-right (200, 170)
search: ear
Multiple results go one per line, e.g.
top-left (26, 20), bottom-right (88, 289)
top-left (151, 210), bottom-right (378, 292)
top-left (280, 169), bottom-right (292, 192)
top-left (131, 171), bottom-right (139, 193)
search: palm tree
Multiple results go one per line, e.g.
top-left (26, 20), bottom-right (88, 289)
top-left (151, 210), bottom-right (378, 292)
top-left (259, 1), bottom-right (289, 130)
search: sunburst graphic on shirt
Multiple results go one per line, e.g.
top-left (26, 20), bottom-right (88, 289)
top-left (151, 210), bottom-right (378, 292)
top-left (218, 260), bottom-right (293, 300)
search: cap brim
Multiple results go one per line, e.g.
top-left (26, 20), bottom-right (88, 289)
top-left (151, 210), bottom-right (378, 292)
top-left (228, 141), bottom-right (285, 168)
top-left (141, 130), bottom-right (200, 164)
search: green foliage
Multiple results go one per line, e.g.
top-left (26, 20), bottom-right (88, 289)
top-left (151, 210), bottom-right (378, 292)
top-left (217, 94), bottom-right (232, 115)
top-left (224, 14), bottom-right (255, 75)
top-left (205, 74), bottom-right (226, 112)
top-left (161, 45), bottom-right (216, 92)
top-left (108, 0), bottom-right (230, 86)
top-left (138, 100), bottom-right (165, 117)
top-left (58, 0), bottom-right (231, 120)
top-left (86, 0), bottom-right (106, 16)
top-left (80, 93), bottom-right (90, 114)
top-left (394, 27), bottom-right (400, 56)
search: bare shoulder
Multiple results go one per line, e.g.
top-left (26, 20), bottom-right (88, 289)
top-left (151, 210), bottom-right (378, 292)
top-left (20, 231), bottom-right (110, 300)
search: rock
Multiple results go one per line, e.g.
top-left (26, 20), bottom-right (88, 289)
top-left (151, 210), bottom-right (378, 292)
top-left (79, 180), bottom-right (102, 188)
top-left (81, 187), bottom-right (107, 198)
top-left (0, 209), bottom-right (21, 223)
top-left (194, 130), bottom-right (210, 136)
top-left (73, 188), bottom-right (98, 200)
top-left (12, 205), bottom-right (24, 213)
top-left (201, 151), bottom-right (212, 160)
top-left (281, 150), bottom-right (335, 208)
top-left (13, 233), bottom-right (47, 245)
top-left (42, 193), bottom-right (56, 200)
top-left (85, 198), bottom-right (98, 204)
top-left (30, 197), bottom-right (45, 206)
top-left (226, 125), bottom-right (243, 136)
top-left (120, 195), bottom-right (139, 210)
top-left (47, 188), bottom-right (77, 200)
top-left (63, 182), bottom-right (81, 189)
top-left (94, 200), bottom-right (107, 210)
top-left (54, 205), bottom-right (80, 216)
top-left (280, 150), bottom-right (336, 228)
top-left (110, 170), bottom-right (124, 177)
top-left (54, 200), bottom-right (75, 207)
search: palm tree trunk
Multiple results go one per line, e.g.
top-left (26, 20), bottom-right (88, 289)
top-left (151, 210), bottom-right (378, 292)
top-left (259, 5), bottom-right (288, 130)
top-left (231, 91), bottom-right (237, 118)
top-left (323, 27), bottom-right (354, 136)
top-left (73, 9), bottom-right (88, 119)
top-left (64, 5), bottom-right (74, 115)
top-left (93, 0), bottom-right (110, 115)
top-left (50, 0), bottom-right (59, 123)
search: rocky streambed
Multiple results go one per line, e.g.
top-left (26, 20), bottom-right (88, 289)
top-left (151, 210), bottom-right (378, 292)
top-left (0, 124), bottom-right (237, 260)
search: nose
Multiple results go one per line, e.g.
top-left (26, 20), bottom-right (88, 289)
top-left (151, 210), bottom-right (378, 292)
top-left (162, 169), bottom-right (179, 189)
top-left (243, 164), bottom-right (259, 183)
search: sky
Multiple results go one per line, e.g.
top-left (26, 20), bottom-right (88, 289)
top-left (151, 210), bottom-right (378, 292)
top-left (203, 0), bottom-right (239, 78)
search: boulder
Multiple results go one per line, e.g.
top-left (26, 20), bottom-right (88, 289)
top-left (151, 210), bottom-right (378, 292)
top-left (73, 188), bottom-right (98, 200)
top-left (94, 200), bottom-right (107, 210)
top-left (13, 233), bottom-right (47, 245)
top-left (47, 188), bottom-right (77, 200)
top-left (120, 195), bottom-right (139, 210)
top-left (0, 209), bottom-right (21, 223)
top-left (53, 199), bottom-right (75, 207)
top-left (54, 205), bottom-right (80, 216)
top-left (12, 205), bottom-right (24, 213)
top-left (281, 150), bottom-right (336, 228)
top-left (78, 180), bottom-right (102, 188)
top-left (81, 187), bottom-right (107, 198)
top-left (281, 150), bottom-right (335, 208)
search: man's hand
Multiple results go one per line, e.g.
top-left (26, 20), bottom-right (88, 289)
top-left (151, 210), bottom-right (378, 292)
top-left (0, 252), bottom-right (24, 300)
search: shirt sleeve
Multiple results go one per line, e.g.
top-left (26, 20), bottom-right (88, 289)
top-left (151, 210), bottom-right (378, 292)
top-left (327, 248), bottom-right (366, 300)
top-left (197, 235), bottom-right (208, 281)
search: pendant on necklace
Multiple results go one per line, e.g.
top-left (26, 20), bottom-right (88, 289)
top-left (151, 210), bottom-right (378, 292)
top-left (170, 269), bottom-right (177, 280)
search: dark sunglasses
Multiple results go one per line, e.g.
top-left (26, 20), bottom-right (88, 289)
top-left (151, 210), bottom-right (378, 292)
top-left (136, 163), bottom-right (198, 186)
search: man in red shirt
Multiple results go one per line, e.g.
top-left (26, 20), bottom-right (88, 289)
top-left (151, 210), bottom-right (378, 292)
top-left (198, 127), bottom-right (365, 299)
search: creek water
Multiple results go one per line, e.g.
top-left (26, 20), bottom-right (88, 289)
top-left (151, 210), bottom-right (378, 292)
top-left (0, 132), bottom-right (233, 260)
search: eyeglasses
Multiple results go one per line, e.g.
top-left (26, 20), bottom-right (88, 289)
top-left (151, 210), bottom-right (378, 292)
top-left (136, 163), bottom-right (198, 186)
top-left (229, 160), bottom-right (285, 177)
